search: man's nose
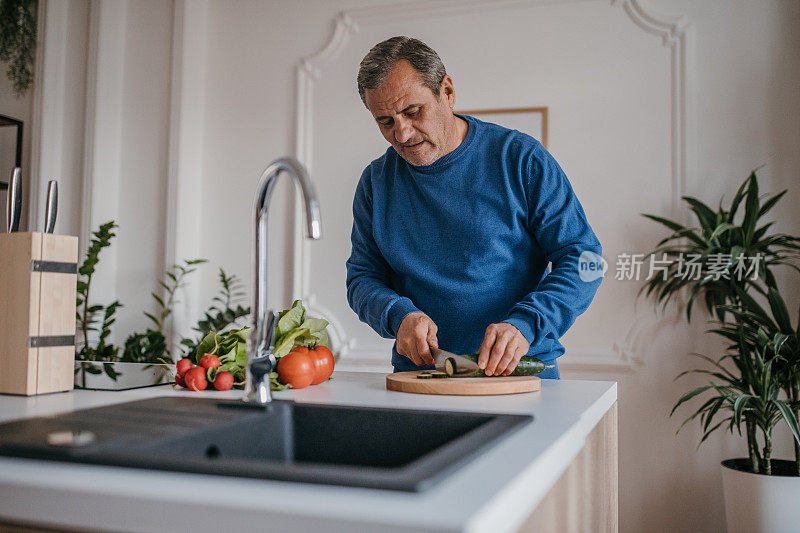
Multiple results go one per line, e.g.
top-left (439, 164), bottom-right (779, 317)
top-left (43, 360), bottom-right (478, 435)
top-left (393, 118), bottom-right (415, 144)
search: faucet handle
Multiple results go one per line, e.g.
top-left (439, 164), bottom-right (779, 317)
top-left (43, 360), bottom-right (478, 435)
top-left (249, 356), bottom-right (273, 383)
top-left (246, 354), bottom-right (274, 404)
top-left (246, 355), bottom-right (273, 404)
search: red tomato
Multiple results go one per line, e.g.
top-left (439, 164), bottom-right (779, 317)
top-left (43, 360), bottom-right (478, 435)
top-left (184, 367), bottom-right (207, 391)
top-left (308, 345), bottom-right (335, 385)
top-left (276, 349), bottom-right (314, 389)
top-left (213, 371), bottom-right (234, 391)
top-left (176, 358), bottom-right (192, 376)
top-left (199, 354), bottom-right (221, 371)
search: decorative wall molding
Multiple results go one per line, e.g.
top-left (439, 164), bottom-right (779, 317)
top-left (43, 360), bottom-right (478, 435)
top-left (34, 0), bottom-right (205, 352)
top-left (610, 0), bottom-right (693, 217)
top-left (293, 0), bottom-right (694, 371)
top-left (79, 0), bottom-right (127, 302)
top-left (164, 0), bottom-right (210, 348)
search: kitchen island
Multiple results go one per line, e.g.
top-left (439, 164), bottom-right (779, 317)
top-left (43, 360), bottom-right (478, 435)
top-left (0, 372), bottom-right (617, 533)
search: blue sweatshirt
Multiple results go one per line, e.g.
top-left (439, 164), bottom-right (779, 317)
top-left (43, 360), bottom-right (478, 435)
top-left (345, 114), bottom-right (601, 373)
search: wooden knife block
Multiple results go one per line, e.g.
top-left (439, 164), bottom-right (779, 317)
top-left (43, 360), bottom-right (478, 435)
top-left (0, 232), bottom-right (78, 395)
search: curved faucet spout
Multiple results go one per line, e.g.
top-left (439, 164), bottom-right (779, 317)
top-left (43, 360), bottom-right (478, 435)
top-left (244, 157), bottom-right (321, 404)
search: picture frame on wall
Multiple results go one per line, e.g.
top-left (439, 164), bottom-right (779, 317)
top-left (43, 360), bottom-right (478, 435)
top-left (0, 114), bottom-right (23, 192)
top-left (456, 107), bottom-right (548, 149)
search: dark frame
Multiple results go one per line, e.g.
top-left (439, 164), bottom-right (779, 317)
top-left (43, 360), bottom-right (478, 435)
top-left (0, 113), bottom-right (23, 191)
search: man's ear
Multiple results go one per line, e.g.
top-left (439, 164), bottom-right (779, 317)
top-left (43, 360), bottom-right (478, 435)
top-left (439, 75), bottom-right (456, 108)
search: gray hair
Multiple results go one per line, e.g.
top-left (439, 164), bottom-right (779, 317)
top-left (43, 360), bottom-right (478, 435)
top-left (357, 36), bottom-right (447, 106)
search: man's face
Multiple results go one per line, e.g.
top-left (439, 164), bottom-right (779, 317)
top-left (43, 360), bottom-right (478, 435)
top-left (364, 60), bottom-right (456, 166)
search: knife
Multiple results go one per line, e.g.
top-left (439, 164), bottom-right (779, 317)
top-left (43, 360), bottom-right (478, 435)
top-left (6, 167), bottom-right (21, 233)
top-left (44, 180), bottom-right (58, 233)
top-left (432, 347), bottom-right (481, 374)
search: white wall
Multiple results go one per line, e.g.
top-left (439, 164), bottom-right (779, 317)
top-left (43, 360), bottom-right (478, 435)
top-left (114, 0), bottom-right (173, 336)
top-left (31, 0), bottom-right (88, 238)
top-left (283, 0), bottom-right (676, 368)
top-left (568, 1), bottom-right (800, 531)
top-left (198, 0), bottom-right (800, 530)
top-left (29, 0), bottom-right (800, 531)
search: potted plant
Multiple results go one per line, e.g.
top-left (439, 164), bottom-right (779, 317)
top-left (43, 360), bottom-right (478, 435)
top-left (641, 170), bottom-right (800, 532)
top-left (74, 221), bottom-right (250, 390)
top-left (0, 0), bottom-right (37, 96)
top-left (707, 288), bottom-right (800, 531)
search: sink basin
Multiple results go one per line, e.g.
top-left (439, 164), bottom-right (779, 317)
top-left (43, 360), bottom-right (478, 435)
top-left (0, 397), bottom-right (532, 491)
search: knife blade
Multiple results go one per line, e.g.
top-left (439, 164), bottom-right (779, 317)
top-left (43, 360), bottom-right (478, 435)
top-left (6, 167), bottom-right (21, 233)
top-left (432, 347), bottom-right (480, 373)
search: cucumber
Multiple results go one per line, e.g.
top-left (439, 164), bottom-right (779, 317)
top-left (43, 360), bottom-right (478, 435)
top-left (445, 353), bottom-right (552, 377)
top-left (417, 370), bottom-right (448, 379)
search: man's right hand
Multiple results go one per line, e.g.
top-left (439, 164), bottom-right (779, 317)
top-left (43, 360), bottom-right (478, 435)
top-left (396, 312), bottom-right (438, 366)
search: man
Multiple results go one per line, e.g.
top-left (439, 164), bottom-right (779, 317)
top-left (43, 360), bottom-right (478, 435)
top-left (345, 37), bottom-right (601, 378)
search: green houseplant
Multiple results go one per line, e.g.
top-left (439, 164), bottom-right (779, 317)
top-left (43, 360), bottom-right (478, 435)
top-left (641, 170), bottom-right (799, 321)
top-left (641, 170), bottom-right (800, 532)
top-left (74, 220), bottom-right (251, 389)
top-left (713, 287), bottom-right (800, 475)
top-left (0, 0), bottom-right (37, 96)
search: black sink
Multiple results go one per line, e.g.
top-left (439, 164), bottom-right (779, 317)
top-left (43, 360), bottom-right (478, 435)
top-left (0, 397), bottom-right (532, 492)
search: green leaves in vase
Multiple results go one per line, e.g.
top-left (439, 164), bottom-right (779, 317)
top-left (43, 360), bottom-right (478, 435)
top-left (75, 221), bottom-right (251, 381)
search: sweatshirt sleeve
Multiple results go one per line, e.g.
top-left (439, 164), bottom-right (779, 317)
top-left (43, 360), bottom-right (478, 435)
top-left (345, 169), bottom-right (421, 339)
top-left (501, 144), bottom-right (602, 354)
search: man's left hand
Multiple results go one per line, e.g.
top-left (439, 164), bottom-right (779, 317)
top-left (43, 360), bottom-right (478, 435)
top-left (477, 323), bottom-right (530, 376)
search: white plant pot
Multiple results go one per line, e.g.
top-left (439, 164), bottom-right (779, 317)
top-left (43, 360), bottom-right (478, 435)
top-left (75, 362), bottom-right (174, 390)
top-left (722, 459), bottom-right (800, 533)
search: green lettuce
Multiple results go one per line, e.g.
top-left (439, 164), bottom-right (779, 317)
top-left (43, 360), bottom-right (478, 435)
top-left (272, 300), bottom-right (330, 358)
top-left (191, 300), bottom-right (329, 390)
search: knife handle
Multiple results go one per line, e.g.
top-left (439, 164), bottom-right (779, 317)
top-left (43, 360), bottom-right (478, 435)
top-left (6, 167), bottom-right (22, 233)
top-left (44, 180), bottom-right (58, 233)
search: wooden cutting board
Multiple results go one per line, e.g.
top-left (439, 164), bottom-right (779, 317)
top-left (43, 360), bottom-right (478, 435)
top-left (386, 371), bottom-right (540, 396)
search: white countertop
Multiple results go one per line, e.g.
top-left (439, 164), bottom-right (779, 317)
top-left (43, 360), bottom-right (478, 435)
top-left (0, 372), bottom-right (616, 533)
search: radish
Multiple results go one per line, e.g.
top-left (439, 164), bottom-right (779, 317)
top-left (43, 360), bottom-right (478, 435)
top-left (184, 366), bottom-right (207, 391)
top-left (176, 358), bottom-right (193, 376)
top-left (175, 373), bottom-right (186, 388)
top-left (199, 354), bottom-right (221, 371)
top-left (213, 371), bottom-right (234, 391)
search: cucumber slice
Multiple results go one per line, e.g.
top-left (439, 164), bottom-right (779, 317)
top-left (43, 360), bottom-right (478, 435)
top-left (444, 357), bottom-right (457, 376)
top-left (416, 373), bottom-right (434, 379)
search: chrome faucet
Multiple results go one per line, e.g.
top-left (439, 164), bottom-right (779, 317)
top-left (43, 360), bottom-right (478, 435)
top-left (243, 157), bottom-right (321, 404)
